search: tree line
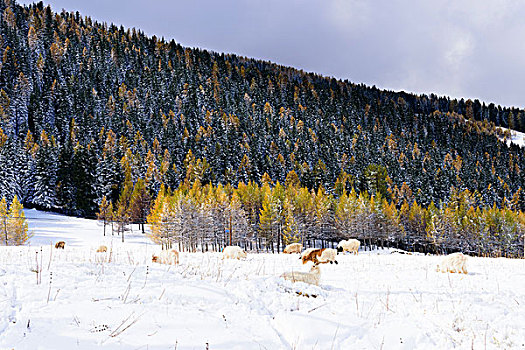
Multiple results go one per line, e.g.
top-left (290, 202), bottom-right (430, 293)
top-left (134, 173), bottom-right (524, 257)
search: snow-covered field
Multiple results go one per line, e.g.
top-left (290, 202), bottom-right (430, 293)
top-left (1, 211), bottom-right (525, 349)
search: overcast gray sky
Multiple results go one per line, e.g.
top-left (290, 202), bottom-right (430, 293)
top-left (18, 0), bottom-right (525, 108)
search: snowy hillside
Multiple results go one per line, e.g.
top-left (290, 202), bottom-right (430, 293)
top-left (1, 210), bottom-right (525, 349)
top-left (497, 126), bottom-right (525, 148)
top-left (23, 209), bottom-right (153, 248)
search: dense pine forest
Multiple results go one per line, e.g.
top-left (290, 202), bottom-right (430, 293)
top-left (0, 0), bottom-right (524, 255)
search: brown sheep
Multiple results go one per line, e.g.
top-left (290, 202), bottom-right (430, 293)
top-left (300, 248), bottom-right (326, 264)
top-left (96, 245), bottom-right (108, 253)
top-left (55, 241), bottom-right (65, 249)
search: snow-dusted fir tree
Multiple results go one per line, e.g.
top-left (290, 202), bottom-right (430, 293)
top-left (18, 131), bottom-right (37, 204)
top-left (0, 137), bottom-right (16, 202)
top-left (95, 130), bottom-right (121, 203)
top-left (32, 131), bottom-right (58, 209)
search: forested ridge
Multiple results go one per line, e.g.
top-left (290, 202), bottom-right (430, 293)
top-left (0, 0), bottom-right (525, 254)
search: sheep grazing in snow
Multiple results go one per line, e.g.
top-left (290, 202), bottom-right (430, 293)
top-left (55, 241), bottom-right (65, 249)
top-left (283, 243), bottom-right (302, 254)
top-left (300, 248), bottom-right (325, 264)
top-left (317, 248), bottom-right (338, 264)
top-left (437, 252), bottom-right (468, 274)
top-left (96, 245), bottom-right (107, 253)
top-left (152, 249), bottom-right (179, 265)
top-left (222, 246), bottom-right (247, 260)
top-left (281, 263), bottom-right (321, 286)
top-left (337, 239), bottom-right (360, 255)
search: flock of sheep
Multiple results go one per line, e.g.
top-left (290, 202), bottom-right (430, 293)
top-left (283, 242), bottom-right (468, 286)
top-left (54, 238), bottom-right (469, 287)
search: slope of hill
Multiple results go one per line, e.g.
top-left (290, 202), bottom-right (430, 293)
top-left (0, 0), bottom-right (524, 218)
top-left (0, 210), bottom-right (524, 349)
top-left (24, 208), bottom-right (152, 247)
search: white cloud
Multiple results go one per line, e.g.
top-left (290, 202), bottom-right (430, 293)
top-left (327, 0), bottom-right (371, 32)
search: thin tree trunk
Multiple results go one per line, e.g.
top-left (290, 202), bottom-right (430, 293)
top-left (4, 217), bottom-right (7, 246)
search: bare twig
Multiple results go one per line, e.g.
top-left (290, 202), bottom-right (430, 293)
top-left (142, 266), bottom-right (149, 288)
top-left (122, 282), bottom-right (132, 303)
top-left (127, 266), bottom-right (137, 283)
top-left (109, 312), bottom-right (134, 335)
top-left (159, 288), bottom-right (166, 301)
top-left (34, 250), bottom-right (42, 285)
top-left (108, 244), bottom-right (113, 264)
top-left (40, 247), bottom-right (43, 280)
top-left (330, 324), bottom-right (340, 350)
top-left (109, 312), bottom-right (144, 338)
top-left (46, 272), bottom-right (53, 304)
top-left (308, 303), bottom-right (328, 313)
top-left (54, 288), bottom-right (61, 301)
top-left (91, 297), bottom-right (118, 302)
top-left (47, 244), bottom-right (53, 270)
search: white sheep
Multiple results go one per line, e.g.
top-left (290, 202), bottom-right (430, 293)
top-left (152, 249), bottom-right (179, 265)
top-left (283, 243), bottom-right (302, 254)
top-left (317, 248), bottom-right (338, 264)
top-left (280, 264), bottom-right (321, 286)
top-left (337, 239), bottom-right (360, 255)
top-left (437, 252), bottom-right (468, 274)
top-left (222, 246), bottom-right (247, 260)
